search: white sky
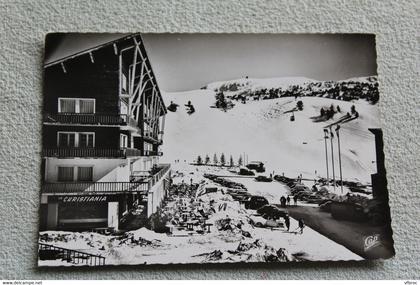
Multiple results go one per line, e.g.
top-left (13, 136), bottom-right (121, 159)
top-left (142, 33), bottom-right (377, 92)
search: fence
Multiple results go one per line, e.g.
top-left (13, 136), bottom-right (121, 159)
top-left (39, 243), bottom-right (105, 266)
top-left (42, 181), bottom-right (149, 194)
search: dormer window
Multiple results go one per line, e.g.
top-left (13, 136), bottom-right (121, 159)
top-left (58, 98), bottom-right (95, 113)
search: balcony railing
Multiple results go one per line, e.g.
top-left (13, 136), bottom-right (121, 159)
top-left (42, 182), bottom-right (149, 194)
top-left (42, 148), bottom-right (143, 158)
top-left (143, 150), bottom-right (163, 156)
top-left (43, 113), bottom-right (139, 128)
top-left (130, 163), bottom-right (171, 186)
top-left (42, 164), bottom-right (171, 195)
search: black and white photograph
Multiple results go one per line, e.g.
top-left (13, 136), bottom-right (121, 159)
top-left (38, 33), bottom-right (395, 267)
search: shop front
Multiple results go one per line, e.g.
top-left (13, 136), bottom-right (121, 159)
top-left (40, 193), bottom-right (142, 231)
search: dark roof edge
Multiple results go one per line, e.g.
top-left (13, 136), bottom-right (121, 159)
top-left (44, 33), bottom-right (140, 68)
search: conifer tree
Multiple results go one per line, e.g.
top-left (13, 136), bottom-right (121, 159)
top-left (220, 153), bottom-right (226, 166)
top-left (205, 154), bottom-right (210, 165)
top-left (238, 155), bottom-right (243, 166)
top-left (213, 153), bottom-right (218, 165)
top-left (229, 155), bottom-right (234, 166)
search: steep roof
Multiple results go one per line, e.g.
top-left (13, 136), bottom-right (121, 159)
top-left (44, 33), bottom-right (133, 67)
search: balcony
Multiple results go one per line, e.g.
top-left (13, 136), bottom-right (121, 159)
top-left (143, 150), bottom-right (163, 156)
top-left (43, 113), bottom-right (139, 129)
top-left (130, 164), bottom-right (171, 184)
top-left (42, 148), bottom-right (143, 158)
top-left (42, 164), bottom-right (171, 195)
top-left (41, 182), bottom-right (149, 194)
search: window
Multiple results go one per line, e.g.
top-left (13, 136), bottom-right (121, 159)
top-left (79, 100), bottom-right (95, 114)
top-left (58, 133), bottom-right (76, 147)
top-left (79, 133), bottom-right (94, 148)
top-left (58, 167), bottom-right (74, 182)
top-left (59, 99), bottom-right (76, 113)
top-left (57, 166), bottom-right (93, 182)
top-left (120, 100), bottom-right (128, 115)
top-left (58, 98), bottom-right (95, 114)
top-left (120, 134), bottom-right (128, 148)
top-left (77, 167), bottom-right (93, 182)
top-left (57, 132), bottom-right (94, 148)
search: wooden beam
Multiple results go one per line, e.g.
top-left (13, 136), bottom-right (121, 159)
top-left (129, 46), bottom-right (138, 98)
top-left (118, 53), bottom-right (122, 96)
top-left (89, 52), bottom-right (94, 63)
top-left (61, 62), bottom-right (67, 73)
top-left (113, 43), bottom-right (118, 55)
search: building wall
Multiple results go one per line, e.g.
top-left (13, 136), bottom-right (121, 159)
top-left (147, 170), bottom-right (171, 217)
top-left (43, 46), bottom-right (120, 114)
top-left (43, 125), bottom-right (121, 149)
top-left (132, 156), bottom-right (159, 172)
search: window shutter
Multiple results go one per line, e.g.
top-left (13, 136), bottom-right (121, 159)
top-left (60, 99), bottom-right (76, 113)
top-left (58, 167), bottom-right (74, 182)
top-left (80, 100), bottom-right (94, 113)
top-left (77, 167), bottom-right (93, 182)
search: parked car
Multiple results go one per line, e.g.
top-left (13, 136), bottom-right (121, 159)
top-left (248, 214), bottom-right (285, 228)
top-left (257, 205), bottom-right (289, 219)
top-left (274, 175), bottom-right (293, 183)
top-left (244, 196), bottom-right (269, 210)
top-left (255, 175), bottom-right (273, 182)
top-left (246, 161), bottom-right (265, 173)
top-left (239, 167), bottom-right (255, 176)
top-left (231, 192), bottom-right (252, 202)
top-left (291, 183), bottom-right (310, 192)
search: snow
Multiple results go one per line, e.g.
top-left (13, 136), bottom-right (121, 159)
top-left (161, 76), bottom-right (380, 183)
top-left (39, 76), bottom-right (377, 266)
top-left (39, 181), bottom-right (361, 266)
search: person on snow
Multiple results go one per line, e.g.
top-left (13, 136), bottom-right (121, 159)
top-left (284, 215), bottom-right (290, 232)
top-left (298, 218), bottom-right (305, 234)
top-left (167, 101), bottom-right (179, 112)
top-left (280, 196), bottom-right (287, 207)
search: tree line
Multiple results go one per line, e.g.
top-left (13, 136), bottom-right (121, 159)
top-left (194, 153), bottom-right (244, 167)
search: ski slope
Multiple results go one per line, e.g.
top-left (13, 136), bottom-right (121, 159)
top-left (161, 77), bottom-right (381, 183)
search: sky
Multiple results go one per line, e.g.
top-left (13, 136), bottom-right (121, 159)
top-left (142, 33), bottom-right (378, 92)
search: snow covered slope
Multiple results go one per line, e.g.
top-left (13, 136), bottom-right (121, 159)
top-left (161, 77), bottom-right (381, 183)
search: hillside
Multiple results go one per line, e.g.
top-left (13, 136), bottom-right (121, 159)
top-left (161, 77), bottom-right (381, 183)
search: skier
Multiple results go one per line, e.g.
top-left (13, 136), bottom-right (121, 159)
top-left (167, 101), bottom-right (179, 112)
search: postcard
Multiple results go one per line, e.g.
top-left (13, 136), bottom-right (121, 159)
top-left (38, 33), bottom-right (394, 266)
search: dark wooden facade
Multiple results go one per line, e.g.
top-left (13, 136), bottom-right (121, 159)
top-left (42, 33), bottom-right (166, 159)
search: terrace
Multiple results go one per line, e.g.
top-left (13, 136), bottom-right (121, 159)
top-left (42, 164), bottom-right (171, 195)
top-left (42, 148), bottom-right (145, 158)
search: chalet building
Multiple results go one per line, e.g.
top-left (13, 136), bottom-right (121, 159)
top-left (39, 33), bottom-right (171, 231)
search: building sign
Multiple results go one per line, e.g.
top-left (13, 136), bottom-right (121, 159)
top-left (53, 195), bottom-right (109, 203)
